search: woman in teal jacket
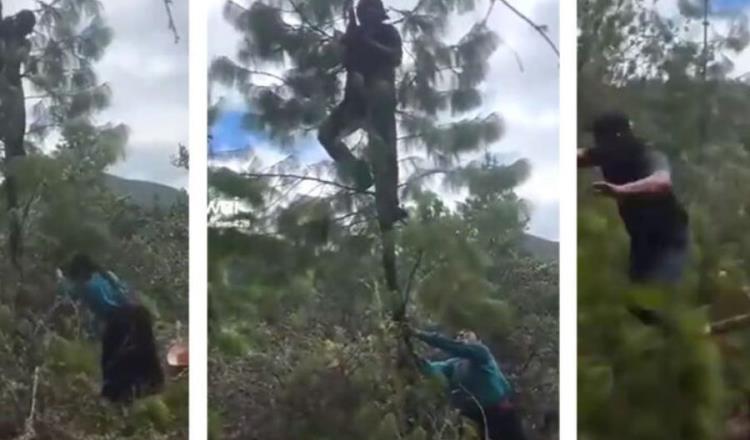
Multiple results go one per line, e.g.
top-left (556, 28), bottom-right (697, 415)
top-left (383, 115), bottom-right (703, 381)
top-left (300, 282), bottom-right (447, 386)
top-left (412, 328), bottom-right (526, 440)
top-left (57, 253), bottom-right (164, 403)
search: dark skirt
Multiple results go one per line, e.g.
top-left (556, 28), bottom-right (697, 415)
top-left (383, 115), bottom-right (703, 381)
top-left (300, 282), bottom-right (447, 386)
top-left (100, 304), bottom-right (164, 403)
top-left (464, 401), bottom-right (527, 440)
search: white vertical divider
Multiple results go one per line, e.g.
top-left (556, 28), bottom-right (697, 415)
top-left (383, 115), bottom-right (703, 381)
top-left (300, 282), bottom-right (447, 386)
top-left (559, 0), bottom-right (577, 438)
top-left (188, 0), bottom-right (209, 437)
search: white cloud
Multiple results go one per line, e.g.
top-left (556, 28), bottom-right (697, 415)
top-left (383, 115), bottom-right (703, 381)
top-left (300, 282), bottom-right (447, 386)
top-left (209, 0), bottom-right (561, 240)
top-left (94, 0), bottom-right (189, 189)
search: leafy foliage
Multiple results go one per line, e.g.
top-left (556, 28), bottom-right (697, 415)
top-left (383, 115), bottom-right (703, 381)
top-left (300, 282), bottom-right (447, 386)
top-left (0, 1), bottom-right (188, 438)
top-left (578, 1), bottom-right (750, 438)
top-left (208, 153), bottom-right (558, 439)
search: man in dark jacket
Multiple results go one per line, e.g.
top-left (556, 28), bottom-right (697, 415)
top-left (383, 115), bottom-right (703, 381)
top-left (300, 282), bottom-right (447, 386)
top-left (579, 111), bottom-right (690, 323)
top-left (318, 0), bottom-right (406, 228)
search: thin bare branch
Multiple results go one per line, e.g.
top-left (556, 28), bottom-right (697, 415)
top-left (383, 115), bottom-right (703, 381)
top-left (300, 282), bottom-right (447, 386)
top-left (496, 0), bottom-right (559, 58)
top-left (706, 312), bottom-right (750, 335)
top-left (398, 168), bottom-right (452, 188)
top-left (241, 171), bottom-right (376, 195)
top-left (15, 367), bottom-right (40, 440)
top-left (162, 0), bottom-right (180, 44)
top-left (402, 250), bottom-right (425, 310)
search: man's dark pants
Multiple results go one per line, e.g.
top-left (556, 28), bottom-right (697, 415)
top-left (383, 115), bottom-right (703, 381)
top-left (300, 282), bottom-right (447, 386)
top-left (627, 227), bottom-right (689, 324)
top-left (318, 76), bottom-right (400, 229)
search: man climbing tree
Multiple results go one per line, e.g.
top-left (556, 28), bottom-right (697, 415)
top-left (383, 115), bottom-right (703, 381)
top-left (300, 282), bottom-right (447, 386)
top-left (318, 0), bottom-right (406, 229)
top-left (578, 111), bottom-right (690, 323)
top-left (0, 7), bottom-right (36, 267)
top-left (410, 328), bottom-right (527, 440)
top-left (56, 254), bottom-right (164, 403)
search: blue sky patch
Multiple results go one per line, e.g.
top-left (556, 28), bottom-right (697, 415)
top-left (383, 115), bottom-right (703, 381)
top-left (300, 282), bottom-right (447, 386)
top-left (209, 110), bottom-right (264, 156)
top-left (712, 0), bottom-right (750, 13)
top-left (209, 108), bottom-right (327, 163)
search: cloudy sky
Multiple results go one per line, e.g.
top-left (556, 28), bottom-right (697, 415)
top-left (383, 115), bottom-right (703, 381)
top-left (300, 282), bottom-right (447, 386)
top-left (205, 0), bottom-right (748, 242)
top-left (6, 0), bottom-right (189, 189)
top-left (656, 0), bottom-right (750, 76)
top-left (208, 0), bottom-right (561, 241)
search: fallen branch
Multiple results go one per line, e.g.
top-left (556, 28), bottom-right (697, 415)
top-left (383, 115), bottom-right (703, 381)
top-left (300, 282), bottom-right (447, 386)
top-left (706, 313), bottom-right (750, 335)
top-left (15, 367), bottom-right (40, 440)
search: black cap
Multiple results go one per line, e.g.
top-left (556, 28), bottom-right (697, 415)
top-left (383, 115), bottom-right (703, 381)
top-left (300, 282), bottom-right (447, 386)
top-left (357, 0), bottom-right (389, 21)
top-left (587, 111), bottom-right (632, 136)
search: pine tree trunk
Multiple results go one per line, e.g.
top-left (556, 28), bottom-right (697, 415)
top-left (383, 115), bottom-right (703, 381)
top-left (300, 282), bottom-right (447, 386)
top-left (0, 2), bottom-right (29, 272)
top-left (5, 174), bottom-right (21, 271)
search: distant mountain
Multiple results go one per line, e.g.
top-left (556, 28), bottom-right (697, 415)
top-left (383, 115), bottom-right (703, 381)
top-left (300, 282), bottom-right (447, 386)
top-left (521, 233), bottom-right (558, 262)
top-left (101, 174), bottom-right (187, 209)
top-left (105, 174), bottom-right (559, 262)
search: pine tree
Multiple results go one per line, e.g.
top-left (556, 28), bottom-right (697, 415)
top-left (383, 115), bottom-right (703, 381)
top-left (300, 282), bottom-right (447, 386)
top-left (0, 0), bottom-right (122, 274)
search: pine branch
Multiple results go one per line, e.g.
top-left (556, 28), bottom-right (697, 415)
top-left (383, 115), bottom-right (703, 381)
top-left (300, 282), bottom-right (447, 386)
top-left (331, 206), bottom-right (373, 224)
top-left (211, 62), bottom-right (290, 87)
top-left (398, 168), bottom-right (452, 188)
top-left (288, 0), bottom-right (334, 40)
top-left (389, 0), bottom-right (430, 25)
top-left (396, 250), bottom-right (424, 322)
top-left (24, 83), bottom-right (109, 101)
top-left (518, 346), bottom-right (540, 375)
top-left (34, 0), bottom-right (65, 12)
top-left (241, 171), bottom-right (375, 195)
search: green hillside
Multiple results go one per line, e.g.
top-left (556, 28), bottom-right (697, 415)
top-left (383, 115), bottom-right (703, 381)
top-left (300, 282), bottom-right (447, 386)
top-left (522, 234), bottom-right (558, 262)
top-left (101, 174), bottom-right (187, 209)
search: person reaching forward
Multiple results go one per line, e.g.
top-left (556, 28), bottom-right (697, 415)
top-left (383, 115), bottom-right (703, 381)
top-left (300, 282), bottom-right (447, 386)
top-left (579, 112), bottom-right (690, 323)
top-left (57, 254), bottom-right (164, 403)
top-left (411, 328), bottom-right (526, 440)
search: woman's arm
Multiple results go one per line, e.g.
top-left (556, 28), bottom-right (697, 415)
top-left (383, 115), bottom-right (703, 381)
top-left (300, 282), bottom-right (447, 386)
top-left (414, 331), bottom-right (489, 363)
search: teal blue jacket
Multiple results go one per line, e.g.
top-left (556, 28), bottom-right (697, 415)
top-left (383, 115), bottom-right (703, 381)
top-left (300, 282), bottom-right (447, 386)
top-left (58, 272), bottom-right (132, 321)
top-left (416, 331), bottom-right (512, 410)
